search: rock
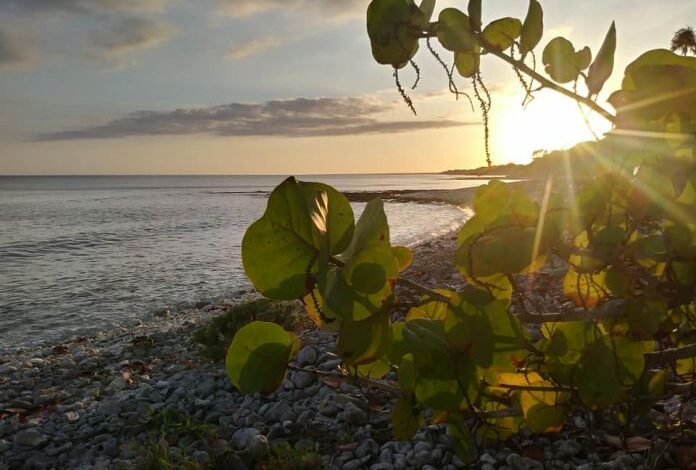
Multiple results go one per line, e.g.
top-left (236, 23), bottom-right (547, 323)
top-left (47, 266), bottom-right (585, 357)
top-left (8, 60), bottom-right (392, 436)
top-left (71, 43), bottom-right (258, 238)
top-left (318, 397), bottom-right (340, 416)
top-left (342, 459), bottom-right (363, 470)
top-left (248, 434), bottom-right (270, 459)
top-left (555, 439), bottom-right (581, 459)
top-left (379, 448), bottom-right (393, 464)
top-left (0, 439), bottom-right (10, 453)
top-left (97, 401), bottom-right (121, 417)
top-left (15, 429), bottom-right (47, 447)
top-left (290, 371), bottom-right (315, 389)
top-left (231, 428), bottom-right (260, 450)
top-left (341, 402), bottom-right (367, 425)
top-left (295, 346), bottom-right (318, 366)
top-left (355, 439), bottom-right (378, 459)
top-left (65, 411), bottom-right (80, 423)
top-left (480, 453), bottom-right (497, 465)
top-left (370, 465), bottom-right (395, 470)
top-left (192, 450), bottom-right (210, 466)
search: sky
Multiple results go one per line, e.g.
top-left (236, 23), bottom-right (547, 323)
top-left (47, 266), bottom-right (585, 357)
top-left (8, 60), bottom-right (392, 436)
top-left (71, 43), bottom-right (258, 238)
top-left (0, 0), bottom-right (694, 175)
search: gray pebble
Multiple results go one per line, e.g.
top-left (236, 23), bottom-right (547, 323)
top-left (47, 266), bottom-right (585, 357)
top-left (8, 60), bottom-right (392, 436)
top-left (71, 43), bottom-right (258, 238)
top-left (15, 429), bottom-right (47, 447)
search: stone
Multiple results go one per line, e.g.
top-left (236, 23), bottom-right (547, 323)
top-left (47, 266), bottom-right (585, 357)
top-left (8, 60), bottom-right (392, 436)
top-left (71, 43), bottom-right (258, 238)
top-left (295, 346), bottom-right (318, 366)
top-left (555, 439), bottom-right (581, 459)
top-left (15, 429), bottom-right (47, 447)
top-left (355, 439), bottom-right (378, 459)
top-left (65, 411), bottom-right (80, 423)
top-left (247, 435), bottom-right (270, 460)
top-left (231, 428), bottom-right (260, 450)
top-left (341, 402), bottom-right (367, 425)
top-left (342, 459), bottom-right (363, 470)
top-left (290, 371), bottom-right (315, 389)
top-left (379, 448), bottom-right (393, 464)
top-left (0, 439), bottom-right (10, 453)
top-left (192, 450), bottom-right (210, 466)
top-left (318, 397), bottom-right (340, 416)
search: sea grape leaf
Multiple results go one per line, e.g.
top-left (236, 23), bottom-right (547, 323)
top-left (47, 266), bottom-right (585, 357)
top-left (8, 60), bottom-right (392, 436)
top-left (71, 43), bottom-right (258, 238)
top-left (447, 413), bottom-right (475, 463)
top-left (392, 394), bottom-right (423, 440)
top-left (437, 8), bottom-right (478, 52)
top-left (367, 0), bottom-right (424, 67)
top-left (520, 0), bottom-right (543, 56)
top-left (575, 335), bottom-right (647, 409)
top-left (406, 289), bottom-right (454, 321)
top-left (626, 298), bottom-right (667, 339)
top-left (355, 356), bottom-right (391, 379)
top-left (242, 177), bottom-right (354, 300)
top-left (543, 37), bottom-right (581, 83)
top-left (398, 353), bottom-right (417, 391)
top-left (418, 0), bottom-right (436, 22)
top-left (336, 311), bottom-right (392, 365)
top-left (563, 268), bottom-right (607, 309)
top-left (322, 199), bottom-right (398, 321)
top-left (586, 21), bottom-right (616, 96)
top-left (393, 245), bottom-right (413, 272)
top-left (467, 0), bottom-right (481, 33)
top-left (455, 50), bottom-right (481, 78)
top-left (482, 17), bottom-right (522, 51)
top-left (574, 46), bottom-right (592, 71)
top-left (226, 321), bottom-right (297, 394)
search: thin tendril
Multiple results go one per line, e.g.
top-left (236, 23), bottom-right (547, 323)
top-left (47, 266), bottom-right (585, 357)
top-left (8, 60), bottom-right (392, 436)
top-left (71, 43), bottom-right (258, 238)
top-left (426, 37), bottom-right (474, 112)
top-left (394, 67), bottom-right (417, 116)
top-left (472, 73), bottom-right (492, 167)
top-left (511, 44), bottom-right (532, 106)
top-left (409, 59), bottom-right (421, 90)
top-left (574, 79), bottom-right (601, 140)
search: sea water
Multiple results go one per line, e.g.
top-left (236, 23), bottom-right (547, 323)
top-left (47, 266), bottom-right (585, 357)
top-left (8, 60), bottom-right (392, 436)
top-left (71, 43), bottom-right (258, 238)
top-left (0, 174), bottom-right (485, 349)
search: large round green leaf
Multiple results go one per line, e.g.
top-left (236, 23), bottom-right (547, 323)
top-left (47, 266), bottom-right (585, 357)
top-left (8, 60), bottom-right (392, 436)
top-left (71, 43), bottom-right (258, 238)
top-left (455, 50), bottom-right (480, 78)
top-left (437, 8), bottom-right (477, 52)
top-left (336, 311), bottom-right (392, 365)
top-left (482, 17), bottom-right (522, 51)
top-left (542, 37), bottom-right (581, 83)
top-left (367, 0), bottom-right (424, 67)
top-left (467, 0), bottom-right (482, 33)
top-left (520, 0), bottom-right (543, 55)
top-left (242, 177), bottom-right (354, 300)
top-left (225, 321), bottom-right (297, 394)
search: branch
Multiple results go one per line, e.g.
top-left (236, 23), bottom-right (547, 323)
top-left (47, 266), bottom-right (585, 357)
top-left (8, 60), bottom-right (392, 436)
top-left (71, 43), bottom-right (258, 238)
top-left (498, 383), bottom-right (575, 392)
top-left (644, 344), bottom-right (696, 367)
top-left (516, 308), bottom-right (625, 324)
top-left (421, 26), bottom-right (617, 125)
top-left (288, 363), bottom-right (400, 395)
top-left (485, 47), bottom-right (616, 125)
top-left (396, 277), bottom-right (451, 303)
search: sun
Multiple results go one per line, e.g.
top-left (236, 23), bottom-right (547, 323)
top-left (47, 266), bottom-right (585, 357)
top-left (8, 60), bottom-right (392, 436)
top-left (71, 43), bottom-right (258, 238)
top-left (493, 90), bottom-right (613, 165)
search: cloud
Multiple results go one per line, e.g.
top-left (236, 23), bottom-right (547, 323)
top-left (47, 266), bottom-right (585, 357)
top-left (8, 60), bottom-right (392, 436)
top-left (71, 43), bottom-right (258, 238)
top-left (218, 0), bottom-right (365, 18)
top-left (1, 0), bottom-right (167, 15)
top-left (85, 17), bottom-right (175, 60)
top-left (226, 36), bottom-right (285, 60)
top-left (36, 96), bottom-right (475, 140)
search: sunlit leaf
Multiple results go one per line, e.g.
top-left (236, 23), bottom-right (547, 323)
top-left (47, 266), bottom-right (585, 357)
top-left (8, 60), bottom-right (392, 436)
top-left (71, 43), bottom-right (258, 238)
top-left (542, 37), bottom-right (581, 83)
top-left (520, 0), bottom-right (543, 56)
top-left (438, 8), bottom-right (478, 52)
top-left (336, 311), bottom-right (392, 365)
top-left (455, 50), bottom-right (481, 78)
top-left (586, 21), bottom-right (616, 96)
top-left (482, 17), bottom-right (522, 51)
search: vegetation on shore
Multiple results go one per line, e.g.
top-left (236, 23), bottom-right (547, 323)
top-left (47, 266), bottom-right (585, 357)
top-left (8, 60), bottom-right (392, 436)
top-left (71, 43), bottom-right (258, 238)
top-left (226, 0), bottom-right (696, 466)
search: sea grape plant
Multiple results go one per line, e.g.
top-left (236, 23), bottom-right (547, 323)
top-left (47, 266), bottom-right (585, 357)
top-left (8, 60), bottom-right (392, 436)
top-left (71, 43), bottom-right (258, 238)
top-left (228, 0), bottom-right (696, 462)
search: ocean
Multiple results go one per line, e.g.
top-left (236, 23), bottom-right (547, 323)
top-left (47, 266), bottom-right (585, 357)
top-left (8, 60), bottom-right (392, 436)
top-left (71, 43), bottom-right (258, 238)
top-left (0, 174), bottom-right (484, 350)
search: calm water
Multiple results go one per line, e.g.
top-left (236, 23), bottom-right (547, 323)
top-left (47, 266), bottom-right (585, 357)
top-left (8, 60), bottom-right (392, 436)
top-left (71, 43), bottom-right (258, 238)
top-left (0, 174), bottom-right (484, 350)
